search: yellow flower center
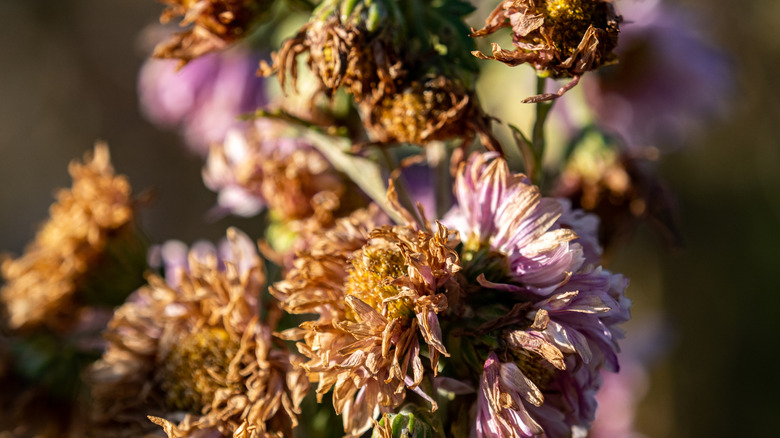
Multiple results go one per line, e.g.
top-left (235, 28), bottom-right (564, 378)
top-left (529, 0), bottom-right (600, 57)
top-left (157, 326), bottom-right (241, 412)
top-left (546, 0), bottom-right (587, 21)
top-left (344, 244), bottom-right (415, 322)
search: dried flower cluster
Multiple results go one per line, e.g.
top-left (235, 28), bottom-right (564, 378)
top-left (265, 151), bottom-right (629, 437)
top-left (262, 0), bottom-right (496, 147)
top-left (1, 144), bottom-right (143, 332)
top-left (4, 0), bottom-right (709, 434)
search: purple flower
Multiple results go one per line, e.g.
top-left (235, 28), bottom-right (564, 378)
top-left (448, 153), bottom-right (630, 437)
top-left (138, 49), bottom-right (266, 155)
top-left (583, 0), bottom-right (732, 149)
top-left (445, 152), bottom-right (584, 294)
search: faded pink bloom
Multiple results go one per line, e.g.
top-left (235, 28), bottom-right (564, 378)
top-left (447, 153), bottom-right (630, 437)
top-left (138, 49), bottom-right (266, 155)
top-left (584, 0), bottom-right (731, 149)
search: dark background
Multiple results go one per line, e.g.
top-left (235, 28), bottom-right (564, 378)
top-left (1, 1), bottom-right (778, 436)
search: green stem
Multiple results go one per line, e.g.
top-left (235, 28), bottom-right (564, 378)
top-left (531, 76), bottom-right (555, 185)
top-left (509, 124), bottom-right (536, 181)
top-left (427, 141), bottom-right (451, 219)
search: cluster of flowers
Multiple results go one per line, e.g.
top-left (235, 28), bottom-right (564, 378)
top-left (1, 0), bottom-right (729, 436)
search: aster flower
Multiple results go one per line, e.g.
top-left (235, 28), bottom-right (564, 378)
top-left (445, 152), bottom-right (583, 294)
top-left (442, 152), bottom-right (630, 437)
top-left (202, 119), bottom-right (351, 221)
top-left (87, 229), bottom-right (308, 437)
top-left (153, 0), bottom-right (271, 63)
top-left (1, 144), bottom-right (146, 332)
top-left (471, 0), bottom-right (621, 102)
top-left (271, 202), bottom-right (461, 436)
top-left (138, 49), bottom-right (266, 156)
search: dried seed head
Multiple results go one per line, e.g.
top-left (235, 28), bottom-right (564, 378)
top-left (472, 0), bottom-right (621, 78)
top-left (362, 76), bottom-right (492, 146)
top-left (263, 17), bottom-right (402, 102)
top-left (154, 0), bottom-right (270, 63)
top-left (156, 326), bottom-right (242, 412)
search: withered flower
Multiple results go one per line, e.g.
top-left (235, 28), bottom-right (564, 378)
top-left (203, 121), bottom-right (350, 222)
top-left (261, 14), bottom-right (402, 103)
top-left (472, 0), bottom-right (621, 101)
top-left (1, 144), bottom-right (145, 332)
top-left (154, 0), bottom-right (270, 63)
top-left (443, 152), bottom-right (630, 437)
top-left (272, 201), bottom-right (461, 436)
top-left (554, 143), bottom-right (681, 253)
top-left (87, 229), bottom-right (308, 437)
top-left (360, 75), bottom-right (495, 148)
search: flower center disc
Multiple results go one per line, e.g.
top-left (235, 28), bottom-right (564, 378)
top-left (344, 243), bottom-right (414, 322)
top-left (157, 326), bottom-right (241, 412)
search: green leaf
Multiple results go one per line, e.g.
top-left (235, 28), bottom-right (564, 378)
top-left (302, 130), bottom-right (405, 224)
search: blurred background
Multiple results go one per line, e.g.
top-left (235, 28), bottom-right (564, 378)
top-left (1, 0), bottom-right (778, 436)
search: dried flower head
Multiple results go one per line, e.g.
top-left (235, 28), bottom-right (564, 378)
top-left (472, 0), bottom-right (621, 100)
top-left (154, 0), bottom-right (270, 63)
top-left (554, 143), bottom-right (681, 252)
top-left (361, 75), bottom-right (496, 147)
top-left (272, 203), bottom-right (461, 436)
top-left (261, 15), bottom-right (402, 103)
top-left (1, 144), bottom-right (144, 332)
top-left (203, 121), bottom-right (349, 222)
top-left (87, 229), bottom-right (308, 437)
